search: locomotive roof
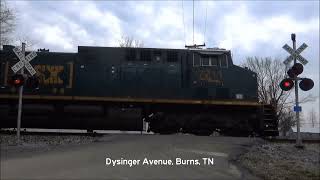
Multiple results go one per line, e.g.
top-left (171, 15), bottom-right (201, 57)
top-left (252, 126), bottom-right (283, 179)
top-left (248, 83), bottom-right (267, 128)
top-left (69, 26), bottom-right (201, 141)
top-left (1, 44), bottom-right (231, 55)
top-left (78, 45), bottom-right (230, 53)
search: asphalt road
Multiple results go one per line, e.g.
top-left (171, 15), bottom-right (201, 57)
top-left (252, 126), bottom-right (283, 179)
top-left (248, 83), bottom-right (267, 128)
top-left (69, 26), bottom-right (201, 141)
top-left (1, 134), bottom-right (261, 180)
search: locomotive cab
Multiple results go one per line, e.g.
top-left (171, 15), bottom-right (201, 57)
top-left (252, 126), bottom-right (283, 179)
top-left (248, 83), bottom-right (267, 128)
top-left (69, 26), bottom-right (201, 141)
top-left (187, 48), bottom-right (257, 100)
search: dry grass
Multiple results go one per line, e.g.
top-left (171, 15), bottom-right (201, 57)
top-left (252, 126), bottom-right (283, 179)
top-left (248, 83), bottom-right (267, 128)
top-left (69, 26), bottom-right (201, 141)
top-left (238, 143), bottom-right (320, 180)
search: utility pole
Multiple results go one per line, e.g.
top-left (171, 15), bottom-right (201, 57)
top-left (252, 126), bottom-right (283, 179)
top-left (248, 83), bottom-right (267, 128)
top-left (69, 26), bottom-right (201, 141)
top-left (17, 42), bottom-right (26, 145)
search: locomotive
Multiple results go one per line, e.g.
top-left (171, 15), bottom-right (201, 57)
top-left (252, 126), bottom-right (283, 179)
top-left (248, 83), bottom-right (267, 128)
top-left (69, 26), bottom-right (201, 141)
top-left (0, 45), bottom-right (278, 136)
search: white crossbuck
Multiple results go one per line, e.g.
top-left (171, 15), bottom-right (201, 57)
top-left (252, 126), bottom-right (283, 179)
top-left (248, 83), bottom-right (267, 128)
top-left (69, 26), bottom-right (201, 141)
top-left (283, 43), bottom-right (308, 65)
top-left (11, 47), bottom-right (37, 76)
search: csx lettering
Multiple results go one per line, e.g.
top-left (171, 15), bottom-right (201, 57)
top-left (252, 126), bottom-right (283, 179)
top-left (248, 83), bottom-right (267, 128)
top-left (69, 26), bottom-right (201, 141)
top-left (34, 65), bottom-right (64, 85)
top-left (199, 70), bottom-right (222, 83)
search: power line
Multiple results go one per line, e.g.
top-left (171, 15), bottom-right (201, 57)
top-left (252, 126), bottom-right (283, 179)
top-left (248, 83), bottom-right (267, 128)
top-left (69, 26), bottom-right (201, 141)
top-left (184, 0), bottom-right (205, 49)
top-left (181, 0), bottom-right (186, 46)
top-left (203, 1), bottom-right (208, 45)
top-left (193, 0), bottom-right (194, 45)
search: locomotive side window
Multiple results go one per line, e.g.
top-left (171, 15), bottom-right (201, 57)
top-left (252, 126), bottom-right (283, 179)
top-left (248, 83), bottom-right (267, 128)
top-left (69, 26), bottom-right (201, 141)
top-left (201, 57), bottom-right (210, 66)
top-left (167, 51), bottom-right (178, 62)
top-left (220, 55), bottom-right (228, 68)
top-left (211, 57), bottom-right (218, 66)
top-left (199, 56), bottom-right (219, 66)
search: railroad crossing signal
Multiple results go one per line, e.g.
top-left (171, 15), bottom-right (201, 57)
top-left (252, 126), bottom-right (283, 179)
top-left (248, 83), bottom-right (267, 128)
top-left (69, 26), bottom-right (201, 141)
top-left (10, 43), bottom-right (38, 145)
top-left (11, 47), bottom-right (37, 76)
top-left (280, 33), bottom-right (314, 148)
top-left (283, 43), bottom-right (308, 65)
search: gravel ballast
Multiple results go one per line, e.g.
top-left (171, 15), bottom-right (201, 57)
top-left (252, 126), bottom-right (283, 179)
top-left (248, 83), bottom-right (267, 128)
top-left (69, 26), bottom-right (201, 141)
top-left (238, 142), bottom-right (320, 180)
top-left (1, 134), bottom-right (100, 159)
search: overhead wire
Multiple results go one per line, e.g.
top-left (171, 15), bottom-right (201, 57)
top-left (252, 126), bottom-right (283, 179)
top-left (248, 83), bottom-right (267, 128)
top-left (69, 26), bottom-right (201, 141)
top-left (182, 0), bottom-right (207, 47)
top-left (203, 1), bottom-right (208, 45)
top-left (193, 0), bottom-right (194, 45)
top-left (181, 0), bottom-right (186, 46)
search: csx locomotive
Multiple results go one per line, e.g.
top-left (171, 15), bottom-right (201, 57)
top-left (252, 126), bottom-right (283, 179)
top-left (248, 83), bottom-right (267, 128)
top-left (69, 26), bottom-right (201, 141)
top-left (0, 45), bottom-right (278, 136)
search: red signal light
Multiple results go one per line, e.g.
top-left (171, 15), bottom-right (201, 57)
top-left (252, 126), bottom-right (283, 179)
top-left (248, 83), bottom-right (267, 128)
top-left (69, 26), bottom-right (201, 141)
top-left (280, 78), bottom-right (294, 91)
top-left (10, 74), bottom-right (25, 87)
top-left (14, 79), bottom-right (21, 85)
top-left (284, 81), bottom-right (291, 87)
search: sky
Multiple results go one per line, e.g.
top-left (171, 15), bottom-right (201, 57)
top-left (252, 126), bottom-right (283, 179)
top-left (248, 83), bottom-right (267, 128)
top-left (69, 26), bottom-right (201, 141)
top-left (5, 0), bottom-right (320, 127)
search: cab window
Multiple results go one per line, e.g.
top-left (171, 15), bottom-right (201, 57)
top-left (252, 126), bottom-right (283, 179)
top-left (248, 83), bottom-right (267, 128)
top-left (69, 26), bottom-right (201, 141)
top-left (220, 55), bottom-right (228, 68)
top-left (211, 57), bottom-right (218, 66)
top-left (201, 57), bottom-right (210, 66)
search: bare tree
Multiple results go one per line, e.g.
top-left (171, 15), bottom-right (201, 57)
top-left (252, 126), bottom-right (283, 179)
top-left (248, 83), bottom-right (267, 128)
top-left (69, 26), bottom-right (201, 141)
top-left (118, 35), bottom-right (143, 48)
top-left (308, 108), bottom-right (317, 128)
top-left (0, 0), bottom-right (16, 47)
top-left (242, 57), bottom-right (290, 115)
top-left (242, 57), bottom-right (316, 135)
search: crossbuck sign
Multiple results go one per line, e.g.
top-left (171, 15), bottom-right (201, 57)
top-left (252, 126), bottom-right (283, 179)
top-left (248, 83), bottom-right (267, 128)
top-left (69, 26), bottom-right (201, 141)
top-left (283, 43), bottom-right (308, 65)
top-left (11, 47), bottom-right (37, 76)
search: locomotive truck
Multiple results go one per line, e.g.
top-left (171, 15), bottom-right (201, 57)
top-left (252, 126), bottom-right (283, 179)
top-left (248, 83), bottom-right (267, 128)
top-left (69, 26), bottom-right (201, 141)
top-left (0, 45), bottom-right (278, 136)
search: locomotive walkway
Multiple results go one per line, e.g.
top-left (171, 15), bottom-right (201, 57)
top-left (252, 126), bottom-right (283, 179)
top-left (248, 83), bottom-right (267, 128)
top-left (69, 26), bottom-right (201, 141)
top-left (1, 134), bottom-right (261, 179)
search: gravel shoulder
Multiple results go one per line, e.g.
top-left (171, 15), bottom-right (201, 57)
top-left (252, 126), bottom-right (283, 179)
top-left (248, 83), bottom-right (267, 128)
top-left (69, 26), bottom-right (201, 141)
top-left (238, 142), bottom-right (320, 180)
top-left (1, 133), bottom-right (101, 160)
